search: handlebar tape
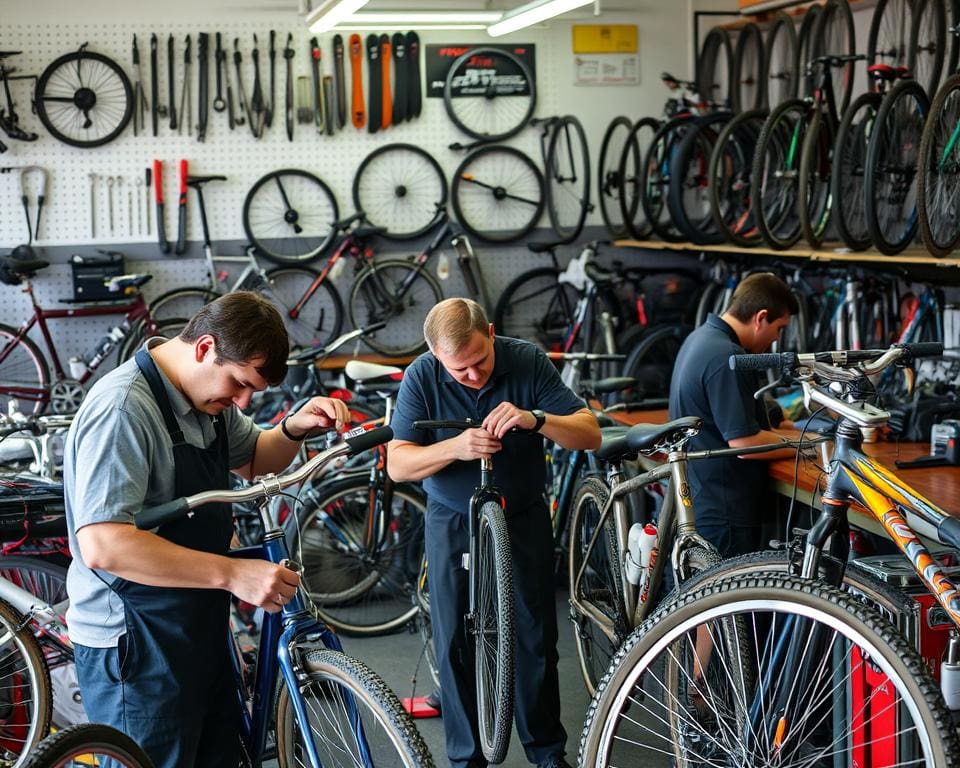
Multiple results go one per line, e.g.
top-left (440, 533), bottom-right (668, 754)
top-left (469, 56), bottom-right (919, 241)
top-left (345, 425), bottom-right (393, 455)
top-left (137, 497), bottom-right (191, 530)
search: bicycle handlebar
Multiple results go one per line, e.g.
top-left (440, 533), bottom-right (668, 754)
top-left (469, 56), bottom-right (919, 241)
top-left (413, 419), bottom-right (532, 435)
top-left (729, 342), bottom-right (943, 374)
top-left (546, 352), bottom-right (626, 362)
top-left (286, 321), bottom-right (388, 365)
top-left (136, 425), bottom-right (394, 530)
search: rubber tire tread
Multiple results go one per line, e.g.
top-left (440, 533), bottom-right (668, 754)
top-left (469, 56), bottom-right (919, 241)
top-left (598, 115), bottom-right (633, 238)
top-left (831, 91), bottom-right (883, 251)
top-left (708, 108), bottom-right (767, 247)
top-left (22, 724), bottom-right (153, 768)
top-left (544, 115), bottom-right (591, 244)
top-left (797, 108), bottom-right (834, 248)
top-left (917, 72), bottom-right (960, 257)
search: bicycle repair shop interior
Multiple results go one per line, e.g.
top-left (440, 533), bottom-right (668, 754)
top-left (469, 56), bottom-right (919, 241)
top-left (6, 0), bottom-right (960, 764)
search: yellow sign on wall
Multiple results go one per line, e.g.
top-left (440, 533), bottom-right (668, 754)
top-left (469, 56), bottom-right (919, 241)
top-left (572, 24), bottom-right (638, 54)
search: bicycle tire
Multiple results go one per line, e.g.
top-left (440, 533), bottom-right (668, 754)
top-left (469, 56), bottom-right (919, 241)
top-left (579, 573), bottom-right (960, 768)
top-left (347, 259), bottom-right (442, 357)
top-left (641, 115), bottom-right (696, 243)
top-left (814, 0), bottom-right (857, 115)
top-left (295, 477), bottom-right (425, 636)
top-left (352, 143), bottom-right (448, 240)
top-left (414, 556), bottom-right (440, 688)
top-left (618, 117), bottom-right (660, 240)
top-left (451, 144), bottom-right (545, 243)
top-left (493, 267), bottom-right (578, 352)
top-left (622, 324), bottom-right (690, 400)
top-left (0, 598), bottom-right (52, 766)
top-left (751, 98), bottom-right (810, 250)
top-left (797, 107), bottom-right (836, 248)
top-left (275, 649), bottom-right (435, 768)
top-left (764, 12), bottom-right (798, 106)
top-left (831, 92), bottom-right (883, 251)
top-left (918, 72), bottom-right (960, 256)
top-left (909, 0), bottom-right (947, 98)
top-left (474, 501), bottom-right (514, 765)
top-left (147, 286), bottom-right (221, 324)
top-left (34, 50), bottom-right (132, 148)
top-left (865, 78), bottom-right (929, 255)
top-left (266, 266), bottom-right (344, 350)
top-left (697, 27), bottom-right (733, 107)
top-left (947, 0), bottom-right (960, 74)
top-left (242, 169), bottom-right (339, 266)
top-left (796, 4), bottom-right (823, 98)
top-left (443, 47), bottom-right (536, 144)
top-left (598, 116), bottom-right (633, 238)
top-left (708, 108), bottom-right (767, 247)
top-left (693, 281), bottom-right (726, 328)
top-left (22, 723), bottom-right (154, 768)
top-left (869, 0), bottom-right (915, 71)
top-left (544, 115), bottom-right (591, 243)
top-left (0, 322), bottom-right (50, 417)
top-left (732, 22), bottom-right (765, 111)
top-left (116, 317), bottom-right (194, 364)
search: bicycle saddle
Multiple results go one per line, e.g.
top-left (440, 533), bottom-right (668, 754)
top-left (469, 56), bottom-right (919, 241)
top-left (344, 360), bottom-right (402, 395)
top-left (1, 244), bottom-right (48, 275)
top-left (580, 377), bottom-right (637, 396)
top-left (527, 240), bottom-right (567, 254)
top-left (594, 416), bottom-right (702, 462)
top-left (187, 174), bottom-right (227, 188)
top-left (354, 225), bottom-right (387, 239)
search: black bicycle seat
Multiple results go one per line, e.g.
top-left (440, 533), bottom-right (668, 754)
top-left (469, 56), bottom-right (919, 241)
top-left (593, 425), bottom-right (635, 462)
top-left (1, 245), bottom-right (49, 275)
top-left (580, 377), bottom-right (638, 396)
top-left (187, 174), bottom-right (227, 188)
top-left (527, 240), bottom-right (567, 254)
top-left (595, 416), bottom-right (702, 462)
top-left (333, 212), bottom-right (368, 232)
top-left (354, 225), bottom-right (387, 239)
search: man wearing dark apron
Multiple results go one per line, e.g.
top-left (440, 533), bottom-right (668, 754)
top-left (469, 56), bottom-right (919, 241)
top-left (64, 293), bottom-right (349, 767)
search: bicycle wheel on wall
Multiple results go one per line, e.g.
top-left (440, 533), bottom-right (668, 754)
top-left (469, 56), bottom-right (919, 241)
top-left (619, 117), bottom-right (660, 240)
top-left (0, 323), bottom-right (50, 417)
top-left (732, 22), bottom-right (765, 111)
top-left (814, 0), bottom-right (857, 115)
top-left (764, 12), bottom-right (798, 106)
top-left (796, 4), bottom-right (823, 98)
top-left (265, 266), bottom-right (344, 349)
top-left (909, 0), bottom-right (947, 98)
top-left (869, 0), bottom-right (914, 71)
top-left (352, 143), bottom-right (448, 240)
top-left (832, 92), bottom-right (882, 251)
top-left (494, 267), bottom-right (578, 351)
top-left (22, 724), bottom-right (154, 768)
top-left (544, 116), bottom-right (591, 243)
top-left (641, 115), bottom-right (696, 242)
top-left (598, 116), bottom-right (632, 238)
top-left (708, 108), bottom-right (767, 247)
top-left (918, 73), bottom-right (960, 256)
top-left (797, 107), bottom-right (836, 248)
top-left (697, 27), bottom-right (733, 107)
top-left (243, 169), bottom-right (339, 266)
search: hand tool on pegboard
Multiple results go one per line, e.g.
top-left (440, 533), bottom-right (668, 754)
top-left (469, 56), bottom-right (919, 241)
top-left (310, 37), bottom-right (325, 134)
top-left (131, 35), bottom-right (149, 136)
top-left (175, 159), bottom-right (188, 255)
top-left (107, 176), bottom-right (115, 234)
top-left (2, 165), bottom-right (47, 245)
top-left (145, 166), bottom-right (152, 236)
top-left (407, 32), bottom-right (421, 119)
top-left (178, 35), bottom-right (192, 136)
top-left (391, 32), bottom-right (406, 125)
top-left (197, 33), bottom-right (210, 141)
top-left (379, 34), bottom-right (392, 131)
top-left (266, 30), bottom-right (276, 129)
top-left (88, 172), bottom-right (97, 238)
top-left (251, 34), bottom-right (265, 137)
top-left (167, 35), bottom-right (178, 131)
top-left (322, 75), bottom-right (334, 136)
top-left (150, 34), bottom-right (161, 136)
top-left (154, 159), bottom-right (170, 254)
top-left (213, 32), bottom-right (226, 113)
top-left (366, 34), bottom-right (380, 134)
top-left (349, 34), bottom-right (365, 129)
top-left (333, 34), bottom-right (346, 130)
top-left (234, 38), bottom-right (256, 136)
top-left (283, 33), bottom-right (294, 140)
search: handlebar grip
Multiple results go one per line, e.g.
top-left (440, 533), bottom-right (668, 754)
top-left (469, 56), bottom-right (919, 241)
top-left (344, 425), bottom-right (393, 455)
top-left (938, 516), bottom-right (960, 550)
top-left (137, 497), bottom-right (191, 530)
top-left (729, 352), bottom-right (795, 371)
top-left (900, 341), bottom-right (943, 359)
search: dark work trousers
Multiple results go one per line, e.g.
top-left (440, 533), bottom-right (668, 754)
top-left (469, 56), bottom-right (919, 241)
top-left (425, 499), bottom-right (566, 768)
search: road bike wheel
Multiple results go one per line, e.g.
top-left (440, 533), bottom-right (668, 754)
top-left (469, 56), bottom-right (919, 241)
top-left (243, 169), bottom-right (339, 266)
top-left (641, 115), bottom-right (695, 243)
top-left (732, 22), bottom-right (765, 111)
top-left (751, 98), bottom-right (810, 250)
top-left (0, 323), bottom-right (50, 417)
top-left (353, 143), bottom-right (448, 240)
top-left (22, 724), bottom-right (154, 768)
top-left (668, 113), bottom-right (732, 245)
top-left (622, 325), bottom-right (690, 400)
top-left (865, 78), bottom-right (929, 255)
top-left (831, 92), bottom-right (883, 251)
top-left (265, 266), bottom-right (344, 349)
top-left (443, 47), bottom-right (536, 144)
top-left (814, 0), bottom-right (857, 115)
top-left (414, 556), bottom-right (440, 688)
top-left (146, 286), bottom-right (220, 324)
top-left (764, 12), bottom-right (798, 107)
top-left (619, 117), bottom-right (660, 240)
top-left (348, 260), bottom-right (442, 357)
top-left (697, 27), bottom-right (733, 107)
top-left (797, 108), bottom-right (836, 249)
top-left (116, 317), bottom-right (192, 364)
top-left (0, 598), bottom-right (52, 766)
top-left (598, 116), bottom-right (632, 238)
top-left (579, 573), bottom-right (960, 768)
top-left (708, 108), bottom-right (767, 247)
top-left (947, 0), bottom-right (960, 74)
top-left (918, 72), bottom-right (960, 256)
top-left (295, 477), bottom-right (424, 636)
top-left (474, 501), bottom-right (514, 765)
top-left (34, 50), bottom-right (132, 148)
top-left (910, 0), bottom-right (947, 98)
top-left (796, 4), bottom-right (823, 98)
top-left (451, 145), bottom-right (545, 243)
top-left (275, 649), bottom-right (435, 768)
top-left (544, 115), bottom-right (591, 243)
top-left (869, 0), bottom-right (914, 71)
top-left (494, 267), bottom-right (578, 352)
top-left (568, 477), bottom-right (624, 696)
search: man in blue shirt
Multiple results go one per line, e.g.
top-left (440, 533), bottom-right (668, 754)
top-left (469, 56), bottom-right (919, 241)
top-left (669, 272), bottom-right (799, 557)
top-left (389, 298), bottom-right (600, 768)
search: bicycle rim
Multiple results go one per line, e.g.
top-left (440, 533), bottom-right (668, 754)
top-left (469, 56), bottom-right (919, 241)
top-left (869, 0), bottom-right (914, 69)
top-left (0, 325), bottom-right (49, 417)
top-left (266, 266), bottom-right (344, 349)
top-left (493, 267), bottom-right (578, 352)
top-left (909, 0), bottom-right (947, 98)
top-left (545, 116), bottom-right (591, 243)
top-left (918, 73), bottom-right (960, 256)
top-left (619, 117), bottom-right (660, 240)
top-left (697, 27), bottom-right (733, 107)
top-left (832, 93), bottom-right (882, 251)
top-left (798, 109), bottom-right (834, 248)
top-left (669, 113), bottom-right (731, 245)
top-left (764, 12), bottom-right (798, 106)
top-left (598, 116), bottom-right (633, 238)
top-left (796, 5), bottom-right (823, 98)
top-left (814, 0), bottom-right (856, 114)
top-left (642, 117), bottom-right (693, 242)
top-left (733, 23), bottom-right (765, 111)
top-left (709, 109), bottom-right (766, 247)
top-left (623, 325), bottom-right (690, 400)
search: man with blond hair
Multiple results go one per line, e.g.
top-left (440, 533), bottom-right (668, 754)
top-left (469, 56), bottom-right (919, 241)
top-left (389, 298), bottom-right (600, 768)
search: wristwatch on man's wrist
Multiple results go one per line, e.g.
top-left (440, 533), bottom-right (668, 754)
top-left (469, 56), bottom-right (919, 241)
top-left (530, 409), bottom-right (546, 433)
top-left (280, 414), bottom-right (306, 442)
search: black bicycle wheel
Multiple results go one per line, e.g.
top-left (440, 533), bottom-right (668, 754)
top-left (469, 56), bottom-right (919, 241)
top-left (352, 143), bottom-right (448, 240)
top-left (266, 266), bottom-right (344, 349)
top-left (798, 107), bottom-right (836, 248)
top-left (0, 322), bottom-right (50, 417)
top-left (619, 117), bottom-right (660, 240)
top-left (35, 49), bottom-right (132, 148)
top-left (451, 145), bottom-right (545, 243)
top-left (475, 501), bottom-right (514, 764)
top-left (764, 11), bottom-right (798, 106)
top-left (910, 0), bottom-right (947, 98)
top-left (147, 286), bottom-right (220, 325)
top-left (443, 47), bottom-right (536, 143)
top-left (544, 115), bottom-right (591, 243)
top-left (865, 78), bottom-right (929, 254)
top-left (751, 98), bottom-right (810, 250)
top-left (814, 0), bottom-right (857, 115)
top-left (697, 27), bottom-right (733, 107)
top-left (733, 22), bottom-right (765, 111)
top-left (708, 108), bottom-right (767, 247)
top-left (622, 325), bottom-right (690, 400)
top-left (796, 4), bottom-right (823, 97)
top-left (494, 267), bottom-right (578, 351)
top-left (947, 0), bottom-right (960, 74)
top-left (869, 0), bottom-right (915, 70)
top-left (641, 115), bottom-right (696, 242)
top-left (243, 169), bottom-right (339, 266)
top-left (598, 116), bottom-right (632, 238)
top-left (832, 92), bottom-right (883, 251)
top-left (22, 724), bottom-right (154, 768)
top-left (918, 72), bottom-right (960, 256)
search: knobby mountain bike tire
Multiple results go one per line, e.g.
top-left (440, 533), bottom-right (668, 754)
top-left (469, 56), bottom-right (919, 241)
top-left (797, 107), bottom-right (836, 249)
top-left (641, 115), bottom-right (696, 243)
top-left (0, 322), bottom-right (50, 417)
top-left (598, 116), bottom-right (633, 238)
top-left (474, 501), bottom-right (514, 765)
top-left (708, 108), bottom-right (767, 247)
top-left (909, 0), bottom-right (947, 98)
top-left (869, 0), bottom-right (914, 71)
top-left (763, 12), bottom-right (798, 107)
top-left (544, 115), bottom-right (591, 243)
top-left (831, 92), bottom-right (882, 251)
top-left (732, 22), bottom-right (765, 111)
top-left (796, 4), bottom-right (823, 98)
top-left (619, 117), bottom-right (660, 240)
top-left (697, 27), bottom-right (733, 107)
top-left (494, 266), bottom-right (578, 352)
top-left (579, 573), bottom-right (960, 768)
top-left (275, 649), bottom-right (435, 768)
top-left (814, 0), bottom-right (857, 115)
top-left (22, 724), bottom-right (154, 768)
top-left (918, 72), bottom-right (960, 256)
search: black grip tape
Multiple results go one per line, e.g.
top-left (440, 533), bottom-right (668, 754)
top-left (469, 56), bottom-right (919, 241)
top-left (137, 497), bottom-right (190, 530)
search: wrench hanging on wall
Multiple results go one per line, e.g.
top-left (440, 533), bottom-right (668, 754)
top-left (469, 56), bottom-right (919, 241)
top-left (178, 35), bottom-right (192, 136)
top-left (283, 33), bottom-right (294, 141)
top-left (150, 33), bottom-right (161, 136)
top-left (167, 35), bottom-right (178, 131)
top-left (197, 32), bottom-right (209, 141)
top-left (213, 32), bottom-right (226, 113)
top-left (234, 38), bottom-right (256, 137)
top-left (310, 37), bottom-right (325, 134)
top-left (132, 35), bottom-right (149, 136)
top-left (333, 34), bottom-right (346, 130)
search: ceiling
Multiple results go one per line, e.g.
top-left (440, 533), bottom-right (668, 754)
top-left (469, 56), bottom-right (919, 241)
top-left (230, 0), bottom-right (640, 14)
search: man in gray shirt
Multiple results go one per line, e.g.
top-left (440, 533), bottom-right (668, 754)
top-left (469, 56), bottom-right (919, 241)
top-left (65, 292), bottom-right (348, 768)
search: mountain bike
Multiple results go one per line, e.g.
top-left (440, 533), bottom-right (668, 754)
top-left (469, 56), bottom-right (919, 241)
top-left (23, 724), bottom-right (153, 768)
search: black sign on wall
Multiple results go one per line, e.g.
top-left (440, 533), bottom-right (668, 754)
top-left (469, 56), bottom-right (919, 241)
top-left (425, 44), bottom-right (537, 98)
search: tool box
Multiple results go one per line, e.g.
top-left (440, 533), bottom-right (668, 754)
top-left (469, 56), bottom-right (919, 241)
top-left (69, 252), bottom-right (125, 303)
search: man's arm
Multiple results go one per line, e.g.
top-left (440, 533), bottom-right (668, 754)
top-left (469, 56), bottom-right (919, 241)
top-left (388, 428), bottom-right (503, 482)
top-left (483, 404), bottom-right (601, 450)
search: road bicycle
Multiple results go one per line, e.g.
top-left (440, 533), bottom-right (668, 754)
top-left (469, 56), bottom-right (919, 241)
top-left (530, 115), bottom-right (592, 244)
top-left (134, 423), bottom-right (435, 767)
top-left (579, 341), bottom-right (960, 767)
top-left (0, 51), bottom-right (38, 153)
top-left (23, 723), bottom-right (154, 768)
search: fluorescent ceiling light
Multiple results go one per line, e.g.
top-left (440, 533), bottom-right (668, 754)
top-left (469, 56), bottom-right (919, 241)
top-left (487, 0), bottom-right (593, 37)
top-left (344, 11), bottom-right (504, 24)
top-left (307, 0), bottom-right (370, 34)
top-left (335, 23), bottom-right (491, 30)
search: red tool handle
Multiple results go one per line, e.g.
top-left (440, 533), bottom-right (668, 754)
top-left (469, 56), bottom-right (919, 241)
top-left (153, 159), bottom-right (164, 204)
top-left (178, 159), bottom-right (188, 205)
